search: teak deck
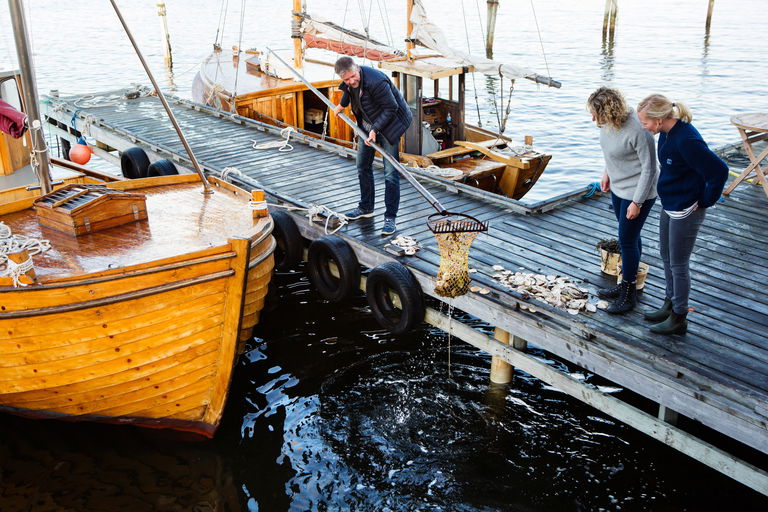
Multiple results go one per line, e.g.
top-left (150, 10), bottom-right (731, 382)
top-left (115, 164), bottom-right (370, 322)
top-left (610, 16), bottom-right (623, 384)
top-left (45, 90), bottom-right (768, 493)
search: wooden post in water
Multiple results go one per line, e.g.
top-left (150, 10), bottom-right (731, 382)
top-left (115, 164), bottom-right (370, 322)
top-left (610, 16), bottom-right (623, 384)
top-left (491, 327), bottom-right (527, 384)
top-left (705, 0), bottom-right (715, 31)
top-left (602, 0), bottom-right (618, 42)
top-left (485, 0), bottom-right (500, 59)
top-left (157, 3), bottom-right (172, 68)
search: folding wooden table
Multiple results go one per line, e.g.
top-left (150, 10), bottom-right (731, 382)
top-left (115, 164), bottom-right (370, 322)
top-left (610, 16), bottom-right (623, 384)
top-left (724, 112), bottom-right (768, 198)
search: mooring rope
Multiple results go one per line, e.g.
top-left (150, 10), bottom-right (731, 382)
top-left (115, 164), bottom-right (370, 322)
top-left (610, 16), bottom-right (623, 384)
top-left (270, 202), bottom-right (349, 235)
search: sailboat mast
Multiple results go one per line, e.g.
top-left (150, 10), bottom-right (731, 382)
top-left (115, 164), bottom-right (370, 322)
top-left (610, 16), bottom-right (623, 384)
top-left (406, 0), bottom-right (414, 60)
top-left (7, 0), bottom-right (53, 195)
top-left (292, 0), bottom-right (304, 69)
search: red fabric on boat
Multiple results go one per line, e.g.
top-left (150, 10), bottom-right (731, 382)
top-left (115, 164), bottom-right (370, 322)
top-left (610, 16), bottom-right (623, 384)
top-left (0, 98), bottom-right (28, 138)
top-left (303, 34), bottom-right (398, 62)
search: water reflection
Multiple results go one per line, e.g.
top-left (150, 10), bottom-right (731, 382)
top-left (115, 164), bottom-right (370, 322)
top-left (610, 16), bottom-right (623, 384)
top-left (600, 39), bottom-right (616, 82)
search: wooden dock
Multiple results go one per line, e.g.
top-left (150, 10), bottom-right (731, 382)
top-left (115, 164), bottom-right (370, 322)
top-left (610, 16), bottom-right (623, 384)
top-left (44, 89), bottom-right (768, 495)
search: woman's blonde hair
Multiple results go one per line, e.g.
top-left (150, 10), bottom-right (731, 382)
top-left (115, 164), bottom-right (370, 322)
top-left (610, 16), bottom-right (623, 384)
top-left (587, 87), bottom-right (629, 130)
top-left (637, 94), bottom-right (693, 123)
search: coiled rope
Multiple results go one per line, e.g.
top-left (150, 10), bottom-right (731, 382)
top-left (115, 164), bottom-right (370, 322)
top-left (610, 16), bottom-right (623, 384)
top-left (0, 222), bottom-right (51, 287)
top-left (252, 126), bottom-right (294, 152)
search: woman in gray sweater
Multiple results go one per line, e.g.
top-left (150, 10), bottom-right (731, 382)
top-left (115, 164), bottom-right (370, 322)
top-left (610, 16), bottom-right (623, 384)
top-left (588, 87), bottom-right (659, 314)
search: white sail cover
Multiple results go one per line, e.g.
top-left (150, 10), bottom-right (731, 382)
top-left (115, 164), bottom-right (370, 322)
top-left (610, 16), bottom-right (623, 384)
top-left (410, 0), bottom-right (551, 84)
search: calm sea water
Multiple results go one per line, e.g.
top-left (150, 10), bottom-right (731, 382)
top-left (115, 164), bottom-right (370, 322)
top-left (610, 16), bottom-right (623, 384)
top-left (1, 1), bottom-right (768, 510)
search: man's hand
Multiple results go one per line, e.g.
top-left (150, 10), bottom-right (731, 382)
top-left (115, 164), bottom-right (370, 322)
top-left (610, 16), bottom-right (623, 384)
top-left (600, 171), bottom-right (611, 193)
top-left (333, 104), bottom-right (344, 116)
top-left (365, 129), bottom-right (376, 146)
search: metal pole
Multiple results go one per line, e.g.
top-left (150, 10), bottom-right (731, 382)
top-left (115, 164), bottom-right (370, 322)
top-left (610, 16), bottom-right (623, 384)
top-left (485, 0), bottom-right (499, 59)
top-left (266, 47), bottom-right (447, 214)
top-left (109, 0), bottom-right (212, 193)
top-left (8, 0), bottom-right (52, 194)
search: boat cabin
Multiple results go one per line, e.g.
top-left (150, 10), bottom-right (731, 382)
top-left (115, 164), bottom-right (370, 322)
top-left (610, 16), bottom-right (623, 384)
top-left (380, 56), bottom-right (470, 157)
top-left (0, 70), bottom-right (31, 177)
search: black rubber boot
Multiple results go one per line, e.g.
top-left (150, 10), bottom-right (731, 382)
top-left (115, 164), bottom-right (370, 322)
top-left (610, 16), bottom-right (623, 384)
top-left (649, 311), bottom-right (688, 335)
top-left (606, 280), bottom-right (636, 314)
top-left (643, 298), bottom-right (673, 322)
top-left (597, 281), bottom-right (622, 299)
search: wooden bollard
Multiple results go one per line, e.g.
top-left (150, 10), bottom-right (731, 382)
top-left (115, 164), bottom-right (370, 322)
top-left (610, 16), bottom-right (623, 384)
top-left (491, 327), bottom-right (528, 384)
top-left (3, 248), bottom-right (36, 287)
top-left (251, 189), bottom-right (269, 218)
top-left (524, 135), bottom-right (533, 146)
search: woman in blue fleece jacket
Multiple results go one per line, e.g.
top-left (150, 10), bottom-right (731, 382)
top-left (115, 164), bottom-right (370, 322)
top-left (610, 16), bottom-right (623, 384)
top-left (637, 94), bottom-right (728, 335)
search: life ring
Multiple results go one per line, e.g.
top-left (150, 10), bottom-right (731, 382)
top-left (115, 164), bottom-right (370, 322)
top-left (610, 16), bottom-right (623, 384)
top-left (270, 209), bottom-right (303, 272)
top-left (146, 159), bottom-right (179, 176)
top-left (366, 261), bottom-right (424, 335)
top-left (307, 235), bottom-right (360, 302)
top-left (121, 147), bottom-right (150, 179)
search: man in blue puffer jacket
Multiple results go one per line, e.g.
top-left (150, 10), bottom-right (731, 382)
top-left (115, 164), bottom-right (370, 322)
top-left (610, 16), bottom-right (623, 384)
top-left (333, 56), bottom-right (412, 236)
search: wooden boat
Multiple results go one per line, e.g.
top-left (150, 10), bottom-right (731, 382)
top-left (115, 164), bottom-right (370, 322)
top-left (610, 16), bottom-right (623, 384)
top-left (192, 0), bottom-right (556, 200)
top-left (0, 3), bottom-right (275, 437)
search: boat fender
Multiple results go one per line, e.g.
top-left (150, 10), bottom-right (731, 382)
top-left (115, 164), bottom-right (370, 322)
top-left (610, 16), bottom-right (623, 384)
top-left (270, 209), bottom-right (303, 272)
top-left (146, 159), bottom-right (179, 177)
top-left (69, 142), bottom-right (91, 165)
top-left (307, 235), bottom-right (360, 302)
top-left (366, 261), bottom-right (425, 335)
top-left (120, 147), bottom-right (151, 179)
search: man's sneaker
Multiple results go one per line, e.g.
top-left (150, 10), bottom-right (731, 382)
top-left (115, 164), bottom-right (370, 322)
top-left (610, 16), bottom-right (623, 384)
top-left (344, 207), bottom-right (374, 220)
top-left (380, 217), bottom-right (397, 236)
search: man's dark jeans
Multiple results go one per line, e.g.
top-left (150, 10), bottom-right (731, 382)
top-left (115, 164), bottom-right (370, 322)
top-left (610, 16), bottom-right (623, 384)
top-left (355, 133), bottom-right (400, 219)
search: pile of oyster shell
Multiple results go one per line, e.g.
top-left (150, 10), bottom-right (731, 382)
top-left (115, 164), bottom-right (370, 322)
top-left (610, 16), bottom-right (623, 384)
top-left (489, 264), bottom-right (607, 315)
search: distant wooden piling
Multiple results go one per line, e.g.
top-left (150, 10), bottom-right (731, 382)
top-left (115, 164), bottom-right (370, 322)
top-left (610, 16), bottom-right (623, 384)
top-left (157, 3), bottom-right (172, 68)
top-left (485, 0), bottom-right (500, 59)
top-left (602, 0), bottom-right (618, 42)
top-left (705, 0), bottom-right (715, 31)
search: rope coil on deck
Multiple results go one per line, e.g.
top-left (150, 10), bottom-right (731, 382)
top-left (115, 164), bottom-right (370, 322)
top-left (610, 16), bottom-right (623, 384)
top-left (252, 127), bottom-right (294, 152)
top-left (270, 203), bottom-right (349, 235)
top-left (0, 221), bottom-right (51, 288)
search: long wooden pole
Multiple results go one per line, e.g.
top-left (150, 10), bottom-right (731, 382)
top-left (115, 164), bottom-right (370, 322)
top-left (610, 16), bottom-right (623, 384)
top-left (406, 0), bottom-right (414, 60)
top-left (8, 0), bottom-right (52, 194)
top-left (705, 0), bottom-right (715, 31)
top-left (157, 3), bottom-right (173, 68)
top-left (109, 0), bottom-right (212, 193)
top-left (485, 0), bottom-right (499, 59)
top-left (292, 0), bottom-right (304, 69)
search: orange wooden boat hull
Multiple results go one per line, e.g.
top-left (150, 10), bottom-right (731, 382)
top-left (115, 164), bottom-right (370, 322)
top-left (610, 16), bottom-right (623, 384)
top-left (0, 174), bottom-right (275, 437)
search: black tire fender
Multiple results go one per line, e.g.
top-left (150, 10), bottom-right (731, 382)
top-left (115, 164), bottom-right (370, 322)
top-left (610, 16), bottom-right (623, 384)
top-left (366, 261), bottom-right (424, 335)
top-left (121, 147), bottom-right (150, 179)
top-left (270, 209), bottom-right (303, 272)
top-left (146, 159), bottom-right (179, 177)
top-left (307, 235), bottom-right (360, 302)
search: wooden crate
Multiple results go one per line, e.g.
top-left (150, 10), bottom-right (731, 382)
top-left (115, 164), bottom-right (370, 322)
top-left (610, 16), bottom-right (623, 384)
top-left (34, 184), bottom-right (147, 236)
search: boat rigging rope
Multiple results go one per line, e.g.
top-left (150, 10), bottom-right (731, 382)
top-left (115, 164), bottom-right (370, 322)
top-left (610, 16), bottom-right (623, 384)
top-left (230, 0), bottom-right (247, 109)
top-left (529, 0), bottom-right (552, 80)
top-left (460, 0), bottom-right (483, 127)
top-left (214, 0), bottom-right (230, 50)
top-left (251, 127), bottom-right (294, 152)
top-left (0, 222), bottom-right (51, 288)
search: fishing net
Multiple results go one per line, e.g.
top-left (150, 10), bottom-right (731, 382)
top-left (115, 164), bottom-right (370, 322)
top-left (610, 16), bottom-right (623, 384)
top-left (433, 230), bottom-right (479, 298)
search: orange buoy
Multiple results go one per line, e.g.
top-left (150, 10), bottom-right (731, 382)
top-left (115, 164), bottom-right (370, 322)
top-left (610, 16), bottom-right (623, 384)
top-left (69, 143), bottom-right (91, 165)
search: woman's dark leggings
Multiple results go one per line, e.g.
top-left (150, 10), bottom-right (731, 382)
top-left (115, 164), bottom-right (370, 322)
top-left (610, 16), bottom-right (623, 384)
top-left (611, 192), bottom-right (656, 282)
top-left (658, 208), bottom-right (706, 315)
